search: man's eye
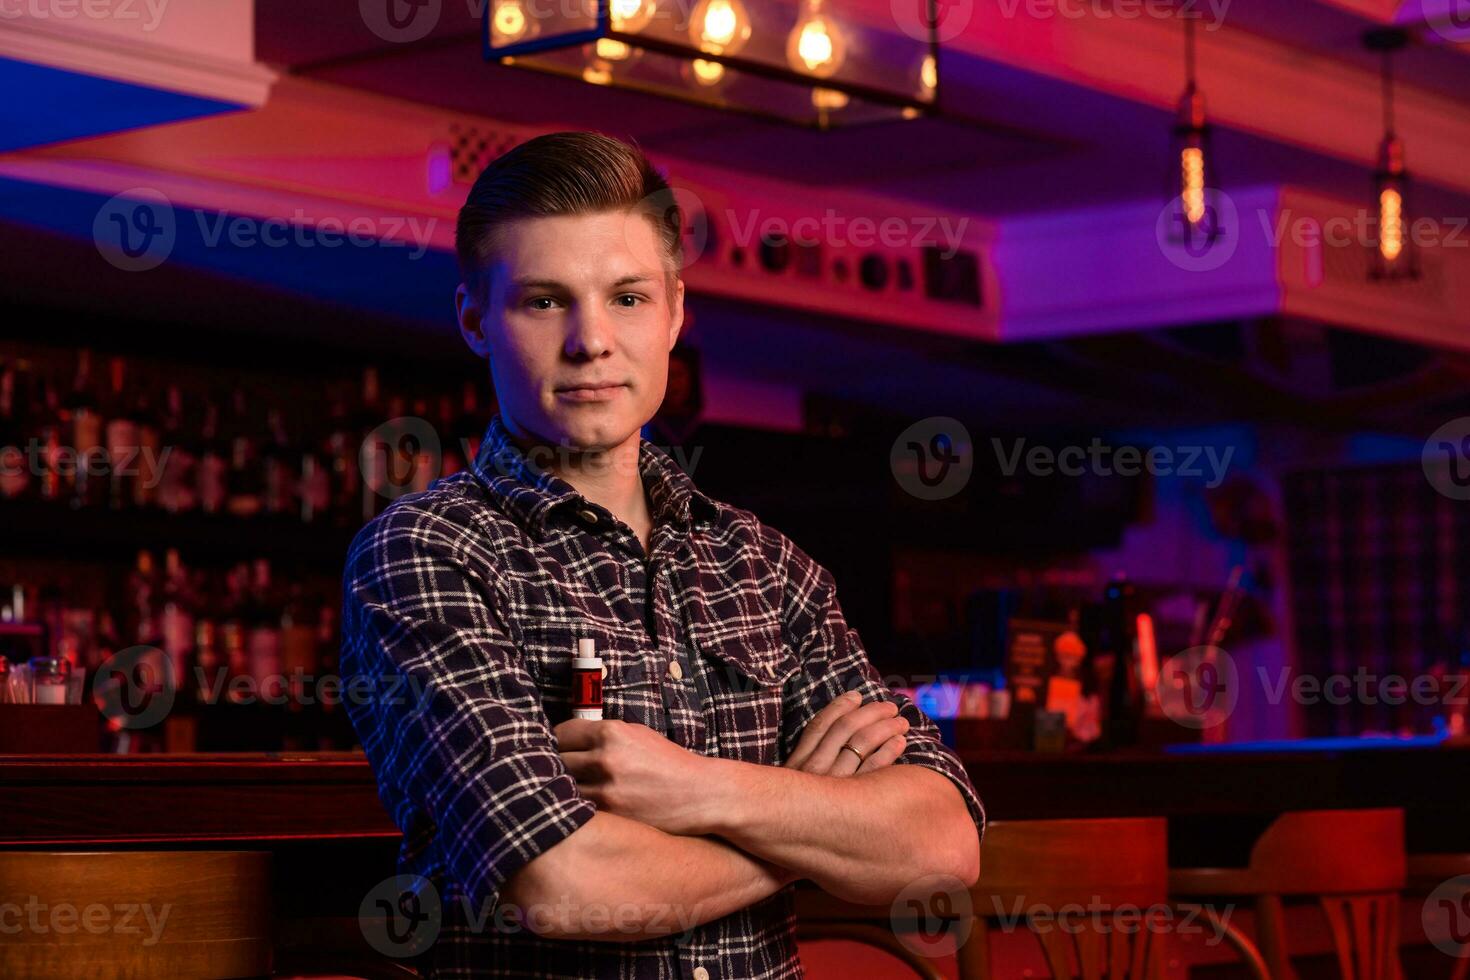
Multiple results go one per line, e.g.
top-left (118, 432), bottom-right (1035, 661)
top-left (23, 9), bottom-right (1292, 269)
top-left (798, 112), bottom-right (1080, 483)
top-left (615, 294), bottom-right (646, 308)
top-left (526, 296), bottom-right (558, 311)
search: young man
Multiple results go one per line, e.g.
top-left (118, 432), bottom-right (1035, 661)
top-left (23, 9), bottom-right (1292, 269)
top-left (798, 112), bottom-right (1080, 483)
top-left (341, 131), bottom-right (984, 978)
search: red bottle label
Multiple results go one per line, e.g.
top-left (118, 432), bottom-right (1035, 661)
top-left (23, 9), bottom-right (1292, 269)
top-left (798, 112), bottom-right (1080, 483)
top-left (572, 667), bottom-right (602, 710)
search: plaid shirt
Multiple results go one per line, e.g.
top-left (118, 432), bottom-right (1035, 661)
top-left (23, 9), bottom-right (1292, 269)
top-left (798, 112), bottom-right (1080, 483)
top-left (341, 414), bottom-right (986, 979)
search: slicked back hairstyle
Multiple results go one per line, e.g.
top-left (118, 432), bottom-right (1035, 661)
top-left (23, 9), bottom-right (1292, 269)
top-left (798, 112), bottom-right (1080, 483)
top-left (455, 130), bottom-right (683, 302)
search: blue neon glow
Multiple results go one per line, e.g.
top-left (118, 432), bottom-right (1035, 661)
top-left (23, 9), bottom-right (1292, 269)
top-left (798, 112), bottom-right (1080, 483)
top-left (1165, 733), bottom-right (1449, 754)
top-left (0, 56), bottom-right (242, 152)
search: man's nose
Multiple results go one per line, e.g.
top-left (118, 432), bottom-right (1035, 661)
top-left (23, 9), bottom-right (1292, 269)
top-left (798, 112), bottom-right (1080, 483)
top-left (564, 303), bottom-right (613, 359)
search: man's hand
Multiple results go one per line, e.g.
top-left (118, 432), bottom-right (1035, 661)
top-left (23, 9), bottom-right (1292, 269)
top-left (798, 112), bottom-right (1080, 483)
top-left (555, 692), bottom-right (909, 838)
top-left (555, 718), bottom-right (717, 836)
top-left (783, 690), bottom-right (909, 776)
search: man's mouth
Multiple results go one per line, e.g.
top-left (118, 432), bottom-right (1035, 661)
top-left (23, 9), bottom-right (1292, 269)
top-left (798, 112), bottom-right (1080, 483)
top-left (556, 382), bottom-right (627, 402)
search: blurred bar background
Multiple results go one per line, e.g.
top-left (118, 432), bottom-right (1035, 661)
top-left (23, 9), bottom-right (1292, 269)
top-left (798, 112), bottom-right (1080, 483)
top-left (3, 0), bottom-right (1470, 977)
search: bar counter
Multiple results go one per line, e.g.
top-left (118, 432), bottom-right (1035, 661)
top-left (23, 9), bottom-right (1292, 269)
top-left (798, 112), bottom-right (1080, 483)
top-left (4, 741), bottom-right (1468, 849)
top-left (4, 743), bottom-right (1466, 976)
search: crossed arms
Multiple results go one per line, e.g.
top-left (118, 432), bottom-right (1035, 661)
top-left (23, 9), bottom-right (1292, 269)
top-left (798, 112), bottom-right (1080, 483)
top-left (509, 697), bottom-right (982, 941)
top-left (342, 503), bottom-right (985, 944)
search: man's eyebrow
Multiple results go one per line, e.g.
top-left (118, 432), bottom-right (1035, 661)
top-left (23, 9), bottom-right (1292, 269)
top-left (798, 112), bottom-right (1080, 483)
top-left (508, 274), bottom-right (659, 290)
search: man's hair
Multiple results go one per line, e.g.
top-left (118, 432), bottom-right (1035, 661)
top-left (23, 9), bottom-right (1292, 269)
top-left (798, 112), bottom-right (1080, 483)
top-left (455, 130), bottom-right (683, 300)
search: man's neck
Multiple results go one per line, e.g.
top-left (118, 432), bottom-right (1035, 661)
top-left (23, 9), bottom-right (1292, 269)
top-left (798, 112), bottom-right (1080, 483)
top-left (504, 419), bottom-right (654, 550)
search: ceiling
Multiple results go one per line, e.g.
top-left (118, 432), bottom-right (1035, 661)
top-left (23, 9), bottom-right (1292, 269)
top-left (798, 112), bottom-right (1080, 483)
top-left (4, 0), bottom-right (1470, 439)
top-left (249, 0), bottom-right (1470, 220)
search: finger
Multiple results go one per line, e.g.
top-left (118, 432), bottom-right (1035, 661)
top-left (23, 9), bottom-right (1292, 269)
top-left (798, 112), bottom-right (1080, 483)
top-left (846, 712), bottom-right (909, 755)
top-left (826, 713), bottom-right (906, 776)
top-left (557, 748), bottom-right (608, 784)
top-left (785, 690), bottom-right (863, 769)
top-left (857, 733), bottom-right (907, 773)
top-left (807, 700), bottom-right (900, 773)
top-left (831, 741), bottom-right (864, 776)
top-left (552, 718), bottom-right (604, 751)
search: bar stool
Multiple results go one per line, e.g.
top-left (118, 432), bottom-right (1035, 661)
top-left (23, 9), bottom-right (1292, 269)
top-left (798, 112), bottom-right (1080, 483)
top-left (1407, 853), bottom-right (1470, 980)
top-left (796, 886), bottom-right (950, 980)
top-left (1170, 808), bottom-right (1406, 980)
top-left (799, 818), bottom-right (1267, 979)
top-left (0, 850), bottom-right (272, 979)
top-left (958, 817), bottom-right (1264, 980)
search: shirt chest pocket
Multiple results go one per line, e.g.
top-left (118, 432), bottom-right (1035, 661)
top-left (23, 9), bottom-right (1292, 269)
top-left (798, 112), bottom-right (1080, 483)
top-left (518, 620), bottom-right (663, 729)
top-left (694, 621), bottom-right (803, 766)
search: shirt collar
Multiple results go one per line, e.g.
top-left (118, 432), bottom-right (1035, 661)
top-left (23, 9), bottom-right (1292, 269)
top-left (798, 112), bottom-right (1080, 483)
top-left (471, 414), bottom-right (719, 540)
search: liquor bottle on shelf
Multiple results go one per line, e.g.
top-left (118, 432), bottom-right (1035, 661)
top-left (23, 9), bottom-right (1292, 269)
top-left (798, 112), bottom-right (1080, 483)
top-left (188, 619), bottom-right (225, 751)
top-left (325, 384), bottom-right (360, 527)
top-left (156, 384), bottom-right (197, 514)
top-left (103, 356), bottom-right (139, 511)
top-left (126, 549), bottom-right (167, 689)
top-left (0, 358), bottom-right (31, 500)
top-left (162, 552), bottom-right (201, 752)
top-left (132, 382), bottom-right (162, 510)
top-left (246, 559), bottom-right (283, 699)
top-left (298, 416), bottom-right (331, 525)
top-left (63, 349), bottom-right (103, 507)
top-left (225, 388), bottom-right (263, 519)
top-left (36, 379), bottom-right (65, 503)
top-left (220, 563), bottom-right (252, 701)
top-left (280, 581), bottom-right (318, 750)
top-left (252, 559), bottom-right (288, 749)
top-left (197, 401), bottom-right (228, 515)
top-left (359, 368), bottom-right (395, 522)
top-left (159, 548), bottom-right (196, 695)
top-left (123, 550), bottom-right (169, 753)
top-left (261, 408), bottom-right (296, 517)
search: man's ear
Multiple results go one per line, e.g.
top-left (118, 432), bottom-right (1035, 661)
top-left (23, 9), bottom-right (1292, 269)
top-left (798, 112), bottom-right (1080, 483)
top-left (456, 282), bottom-right (492, 360)
top-left (668, 276), bottom-right (686, 351)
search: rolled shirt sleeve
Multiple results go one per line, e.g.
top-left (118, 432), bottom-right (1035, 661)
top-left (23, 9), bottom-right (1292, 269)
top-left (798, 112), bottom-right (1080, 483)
top-left (340, 497), bottom-right (596, 915)
top-left (765, 525), bottom-right (986, 845)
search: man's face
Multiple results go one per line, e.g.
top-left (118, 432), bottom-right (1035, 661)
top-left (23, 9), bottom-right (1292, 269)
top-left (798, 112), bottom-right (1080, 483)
top-left (464, 208), bottom-right (683, 453)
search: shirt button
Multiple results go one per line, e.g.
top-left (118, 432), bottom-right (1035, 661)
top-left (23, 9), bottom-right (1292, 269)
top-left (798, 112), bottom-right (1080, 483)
top-left (600, 664), bottom-right (608, 679)
top-left (576, 507), bottom-right (600, 525)
top-left (693, 968), bottom-right (709, 980)
top-left (668, 660), bottom-right (684, 681)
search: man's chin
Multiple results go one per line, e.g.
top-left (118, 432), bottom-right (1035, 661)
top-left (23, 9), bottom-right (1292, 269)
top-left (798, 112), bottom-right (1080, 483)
top-left (547, 414), bottom-right (644, 455)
